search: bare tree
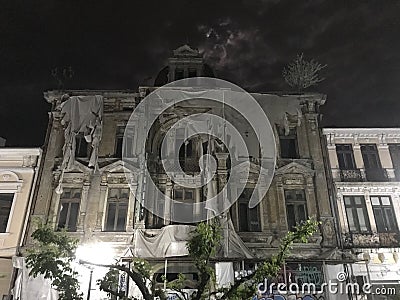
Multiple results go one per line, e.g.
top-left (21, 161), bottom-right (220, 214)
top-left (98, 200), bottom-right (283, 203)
top-left (283, 53), bottom-right (326, 92)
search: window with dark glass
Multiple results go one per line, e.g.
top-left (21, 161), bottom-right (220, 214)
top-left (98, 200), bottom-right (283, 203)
top-left (336, 144), bottom-right (356, 169)
top-left (285, 190), bottom-right (307, 230)
top-left (175, 69), bottom-right (184, 80)
top-left (279, 127), bottom-right (299, 159)
top-left (370, 196), bottom-right (398, 233)
top-left (58, 188), bottom-right (81, 232)
top-left (238, 188), bottom-right (261, 232)
top-left (105, 188), bottom-right (129, 231)
top-left (75, 133), bottom-right (89, 158)
top-left (343, 195), bottom-right (370, 233)
top-left (188, 69), bottom-right (197, 77)
top-left (174, 188), bottom-right (194, 201)
top-left (115, 125), bottom-right (134, 158)
top-left (361, 144), bottom-right (381, 169)
top-left (0, 193), bottom-right (14, 232)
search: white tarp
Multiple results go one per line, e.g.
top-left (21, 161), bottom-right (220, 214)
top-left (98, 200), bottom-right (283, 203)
top-left (59, 95), bottom-right (103, 169)
top-left (133, 225), bottom-right (195, 258)
top-left (133, 222), bottom-right (253, 259)
top-left (11, 256), bottom-right (58, 300)
top-left (215, 262), bottom-right (234, 288)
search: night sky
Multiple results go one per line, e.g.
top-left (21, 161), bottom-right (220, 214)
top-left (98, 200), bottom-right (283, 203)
top-left (1, 0), bottom-right (399, 146)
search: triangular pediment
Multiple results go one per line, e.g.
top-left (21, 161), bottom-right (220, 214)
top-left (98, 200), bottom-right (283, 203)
top-left (275, 161), bottom-right (315, 176)
top-left (99, 160), bottom-right (136, 174)
top-left (173, 44), bottom-right (200, 57)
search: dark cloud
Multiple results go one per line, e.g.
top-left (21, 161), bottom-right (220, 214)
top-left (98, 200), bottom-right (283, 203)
top-left (0, 0), bottom-right (399, 145)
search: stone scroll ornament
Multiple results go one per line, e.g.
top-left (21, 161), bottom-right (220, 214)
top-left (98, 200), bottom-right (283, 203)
top-left (123, 78), bottom-right (276, 223)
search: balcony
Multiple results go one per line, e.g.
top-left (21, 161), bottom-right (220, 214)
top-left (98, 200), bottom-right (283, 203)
top-left (339, 169), bottom-right (363, 182)
top-left (364, 168), bottom-right (388, 182)
top-left (343, 232), bottom-right (400, 248)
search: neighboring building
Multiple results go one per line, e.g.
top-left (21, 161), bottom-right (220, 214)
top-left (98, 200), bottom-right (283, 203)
top-left (0, 148), bottom-right (41, 299)
top-left (324, 128), bottom-right (400, 299)
top-left (22, 45), bottom-right (339, 299)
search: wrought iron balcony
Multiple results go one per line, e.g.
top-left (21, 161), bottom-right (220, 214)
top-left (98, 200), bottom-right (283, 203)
top-left (343, 232), bottom-right (400, 248)
top-left (339, 169), bottom-right (363, 182)
top-left (364, 168), bottom-right (388, 182)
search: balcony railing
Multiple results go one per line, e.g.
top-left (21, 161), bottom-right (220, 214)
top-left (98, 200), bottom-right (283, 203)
top-left (340, 169), bottom-right (363, 182)
top-left (343, 232), bottom-right (400, 248)
top-left (365, 168), bottom-right (388, 182)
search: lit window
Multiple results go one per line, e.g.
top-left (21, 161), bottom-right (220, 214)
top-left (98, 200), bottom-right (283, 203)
top-left (0, 193), bottom-right (14, 232)
top-left (58, 188), bottom-right (81, 232)
top-left (105, 188), bottom-right (129, 231)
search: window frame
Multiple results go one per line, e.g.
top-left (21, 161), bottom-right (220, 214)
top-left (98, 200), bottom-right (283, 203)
top-left (284, 189), bottom-right (308, 231)
top-left (238, 188), bottom-right (261, 232)
top-left (75, 133), bottom-right (89, 158)
top-left (278, 127), bottom-right (299, 159)
top-left (0, 193), bottom-right (15, 233)
top-left (343, 195), bottom-right (371, 233)
top-left (104, 188), bottom-right (130, 232)
top-left (57, 188), bottom-right (81, 232)
top-left (336, 144), bottom-right (356, 170)
top-left (370, 195), bottom-right (398, 233)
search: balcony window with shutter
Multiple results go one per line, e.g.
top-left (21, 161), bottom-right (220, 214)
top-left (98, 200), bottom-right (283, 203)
top-left (58, 188), bottom-right (81, 232)
top-left (371, 196), bottom-right (398, 233)
top-left (285, 190), bottom-right (307, 231)
top-left (344, 196), bottom-right (370, 233)
top-left (105, 188), bottom-right (129, 231)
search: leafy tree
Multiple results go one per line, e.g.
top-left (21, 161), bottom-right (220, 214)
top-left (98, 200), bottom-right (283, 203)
top-left (165, 218), bottom-right (319, 300)
top-left (26, 222), bottom-right (83, 300)
top-left (283, 53), bottom-right (327, 92)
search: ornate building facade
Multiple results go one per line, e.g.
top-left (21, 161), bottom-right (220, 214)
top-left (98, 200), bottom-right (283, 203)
top-left (21, 45), bottom-right (339, 299)
top-left (323, 128), bottom-right (400, 299)
top-left (0, 148), bottom-right (41, 299)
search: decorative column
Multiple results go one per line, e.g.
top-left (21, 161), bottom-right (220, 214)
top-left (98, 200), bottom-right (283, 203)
top-left (163, 180), bottom-right (173, 225)
top-left (377, 142), bottom-right (395, 180)
top-left (94, 175), bottom-right (108, 231)
top-left (77, 183), bottom-right (90, 232)
top-left (353, 139), bottom-right (366, 179)
top-left (127, 182), bottom-right (137, 231)
top-left (364, 190), bottom-right (377, 233)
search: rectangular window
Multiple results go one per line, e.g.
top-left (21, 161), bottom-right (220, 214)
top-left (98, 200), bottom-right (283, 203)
top-left (188, 69), bottom-right (197, 78)
top-left (279, 127), bottom-right (299, 159)
top-left (336, 144), bottom-right (356, 170)
top-left (175, 69), bottom-right (184, 80)
top-left (371, 196), bottom-right (398, 233)
top-left (0, 193), bottom-right (14, 232)
top-left (361, 144), bottom-right (381, 169)
top-left (75, 133), bottom-right (89, 158)
top-left (58, 189), bottom-right (81, 232)
top-left (105, 188), bottom-right (129, 231)
top-left (343, 196), bottom-right (370, 233)
top-left (285, 190), bottom-right (307, 230)
top-left (115, 125), bottom-right (134, 158)
top-left (238, 188), bottom-right (261, 232)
